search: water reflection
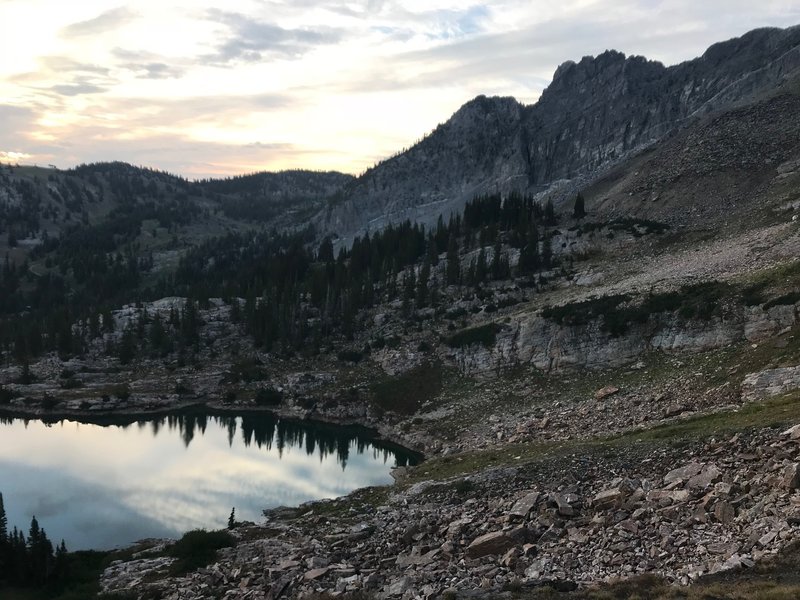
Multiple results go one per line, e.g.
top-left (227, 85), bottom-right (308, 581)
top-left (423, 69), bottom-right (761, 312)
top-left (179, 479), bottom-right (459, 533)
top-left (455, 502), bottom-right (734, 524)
top-left (0, 411), bottom-right (419, 551)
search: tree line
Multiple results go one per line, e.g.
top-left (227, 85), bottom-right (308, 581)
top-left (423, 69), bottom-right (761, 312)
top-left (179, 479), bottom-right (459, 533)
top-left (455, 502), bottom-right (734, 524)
top-left (0, 492), bottom-right (69, 589)
top-left (1, 191), bottom-right (562, 365)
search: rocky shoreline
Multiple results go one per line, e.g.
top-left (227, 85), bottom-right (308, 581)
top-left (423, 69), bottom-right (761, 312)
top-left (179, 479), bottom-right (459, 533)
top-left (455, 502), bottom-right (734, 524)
top-left (99, 421), bottom-right (800, 599)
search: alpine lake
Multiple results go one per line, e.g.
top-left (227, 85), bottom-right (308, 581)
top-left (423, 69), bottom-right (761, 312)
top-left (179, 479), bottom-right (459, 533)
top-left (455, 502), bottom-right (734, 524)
top-left (0, 410), bottom-right (419, 550)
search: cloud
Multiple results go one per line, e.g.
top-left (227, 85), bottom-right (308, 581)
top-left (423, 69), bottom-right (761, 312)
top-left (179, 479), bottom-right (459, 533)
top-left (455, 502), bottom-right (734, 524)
top-left (61, 6), bottom-right (138, 37)
top-left (204, 9), bottom-right (343, 64)
top-left (49, 82), bottom-right (107, 96)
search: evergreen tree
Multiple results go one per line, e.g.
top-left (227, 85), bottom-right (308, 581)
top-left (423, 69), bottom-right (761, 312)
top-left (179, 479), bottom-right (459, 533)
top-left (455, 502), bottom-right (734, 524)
top-left (0, 492), bottom-right (6, 541)
top-left (445, 235), bottom-right (460, 285)
top-left (541, 233), bottom-right (553, 269)
top-left (544, 199), bottom-right (556, 225)
top-left (117, 327), bottom-right (136, 365)
top-left (573, 192), bottom-right (586, 219)
top-left (416, 260), bottom-right (430, 307)
top-left (228, 508), bottom-right (236, 530)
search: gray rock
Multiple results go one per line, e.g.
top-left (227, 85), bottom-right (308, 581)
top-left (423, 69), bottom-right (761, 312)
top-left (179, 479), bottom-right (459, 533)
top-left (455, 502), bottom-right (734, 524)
top-left (466, 531), bottom-right (517, 559)
top-left (509, 492), bottom-right (540, 519)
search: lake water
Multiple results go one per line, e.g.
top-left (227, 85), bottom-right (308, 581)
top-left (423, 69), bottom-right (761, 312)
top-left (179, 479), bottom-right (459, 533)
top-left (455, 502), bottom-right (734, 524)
top-left (0, 411), bottom-right (418, 550)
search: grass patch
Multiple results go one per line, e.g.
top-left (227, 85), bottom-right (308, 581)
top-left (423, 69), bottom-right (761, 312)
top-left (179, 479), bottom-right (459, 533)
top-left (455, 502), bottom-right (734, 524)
top-left (579, 218), bottom-right (670, 237)
top-left (166, 529), bottom-right (235, 576)
top-left (370, 362), bottom-right (444, 415)
top-left (444, 323), bottom-right (502, 348)
top-left (403, 389), bottom-right (800, 485)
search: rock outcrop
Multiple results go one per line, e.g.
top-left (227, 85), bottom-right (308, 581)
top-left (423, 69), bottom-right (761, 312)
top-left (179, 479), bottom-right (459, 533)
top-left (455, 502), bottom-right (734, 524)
top-left (448, 301), bottom-right (800, 375)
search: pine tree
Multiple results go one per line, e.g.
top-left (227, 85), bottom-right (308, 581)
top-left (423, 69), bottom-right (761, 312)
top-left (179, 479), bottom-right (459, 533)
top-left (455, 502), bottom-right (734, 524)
top-left (573, 192), bottom-right (586, 219)
top-left (0, 492), bottom-right (7, 541)
top-left (228, 508), bottom-right (236, 530)
top-left (541, 234), bottom-right (553, 269)
top-left (445, 235), bottom-right (460, 286)
top-left (544, 199), bottom-right (556, 225)
top-left (416, 260), bottom-right (430, 307)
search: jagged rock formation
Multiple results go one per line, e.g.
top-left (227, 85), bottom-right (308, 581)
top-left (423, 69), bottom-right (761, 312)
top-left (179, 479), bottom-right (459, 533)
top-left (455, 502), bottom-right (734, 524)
top-left (320, 26), bottom-right (800, 242)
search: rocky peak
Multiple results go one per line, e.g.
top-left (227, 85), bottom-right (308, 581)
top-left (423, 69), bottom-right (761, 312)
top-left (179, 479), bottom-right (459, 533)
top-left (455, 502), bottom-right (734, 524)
top-left (319, 26), bottom-right (800, 242)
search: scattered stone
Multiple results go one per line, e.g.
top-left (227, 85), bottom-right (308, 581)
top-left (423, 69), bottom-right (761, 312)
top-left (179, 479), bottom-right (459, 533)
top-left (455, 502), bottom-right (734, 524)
top-left (595, 386), bottom-right (620, 400)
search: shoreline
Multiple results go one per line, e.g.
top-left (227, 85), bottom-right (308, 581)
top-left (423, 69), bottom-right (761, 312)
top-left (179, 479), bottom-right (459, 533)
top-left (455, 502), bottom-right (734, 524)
top-left (0, 399), bottom-right (426, 460)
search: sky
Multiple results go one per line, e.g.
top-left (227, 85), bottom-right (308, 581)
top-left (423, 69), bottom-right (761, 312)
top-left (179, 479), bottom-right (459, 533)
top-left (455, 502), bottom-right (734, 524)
top-left (0, 1), bottom-right (798, 179)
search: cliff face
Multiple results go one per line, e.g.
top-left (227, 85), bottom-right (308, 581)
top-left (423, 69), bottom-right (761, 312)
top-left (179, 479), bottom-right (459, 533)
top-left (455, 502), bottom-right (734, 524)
top-left (321, 26), bottom-right (800, 242)
top-left (447, 302), bottom-right (800, 375)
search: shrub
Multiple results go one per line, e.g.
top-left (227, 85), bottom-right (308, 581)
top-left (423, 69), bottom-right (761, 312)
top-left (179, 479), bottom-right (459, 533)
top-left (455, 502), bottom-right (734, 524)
top-left (255, 387), bottom-right (283, 406)
top-left (542, 282), bottom-right (736, 337)
top-left (763, 291), bottom-right (800, 310)
top-left (336, 349), bottom-right (363, 363)
top-left (112, 383), bottom-right (131, 401)
top-left (60, 378), bottom-right (84, 389)
top-left (445, 323), bottom-right (502, 348)
top-left (224, 358), bottom-right (268, 384)
top-left (0, 386), bottom-right (17, 405)
top-left (42, 393), bottom-right (60, 409)
top-left (167, 530), bottom-right (235, 576)
top-left (370, 362), bottom-right (443, 415)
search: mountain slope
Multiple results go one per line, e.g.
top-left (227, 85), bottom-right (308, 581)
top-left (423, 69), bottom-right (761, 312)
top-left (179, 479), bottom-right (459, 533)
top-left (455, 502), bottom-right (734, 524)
top-left (321, 25), bottom-right (800, 242)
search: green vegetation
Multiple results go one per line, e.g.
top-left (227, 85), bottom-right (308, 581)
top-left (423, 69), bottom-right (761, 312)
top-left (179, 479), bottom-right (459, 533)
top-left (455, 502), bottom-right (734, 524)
top-left (403, 389), bottom-right (800, 485)
top-left (370, 362), bottom-right (444, 415)
top-left (542, 282), bottom-right (736, 336)
top-left (444, 323), bottom-right (502, 348)
top-left (166, 529), bottom-right (235, 576)
top-left (739, 259), bottom-right (800, 306)
top-left (577, 217), bottom-right (669, 237)
top-left (254, 386), bottom-right (283, 406)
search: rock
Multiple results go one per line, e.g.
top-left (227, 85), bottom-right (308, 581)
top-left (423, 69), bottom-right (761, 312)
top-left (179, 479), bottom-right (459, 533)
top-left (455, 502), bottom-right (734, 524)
top-left (664, 462), bottom-right (704, 485)
top-left (687, 464), bottom-right (721, 489)
top-left (386, 576), bottom-right (413, 596)
top-left (782, 424), bottom-right (800, 440)
top-left (509, 492), bottom-right (540, 519)
top-left (593, 488), bottom-right (624, 510)
top-left (595, 386), bottom-right (620, 400)
top-left (554, 494), bottom-right (576, 517)
top-left (466, 531), bottom-right (516, 559)
top-left (304, 567), bottom-right (330, 581)
top-left (714, 501), bottom-right (736, 524)
top-left (781, 463), bottom-right (800, 489)
top-left (664, 404), bottom-right (688, 418)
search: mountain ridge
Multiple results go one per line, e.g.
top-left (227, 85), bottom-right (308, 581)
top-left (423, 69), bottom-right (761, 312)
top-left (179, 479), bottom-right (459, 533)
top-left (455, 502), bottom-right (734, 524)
top-left (320, 24), bottom-right (800, 243)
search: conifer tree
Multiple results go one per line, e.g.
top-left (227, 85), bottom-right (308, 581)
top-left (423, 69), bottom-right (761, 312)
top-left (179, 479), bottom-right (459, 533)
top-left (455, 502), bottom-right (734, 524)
top-left (445, 235), bottom-right (460, 285)
top-left (573, 192), bottom-right (586, 219)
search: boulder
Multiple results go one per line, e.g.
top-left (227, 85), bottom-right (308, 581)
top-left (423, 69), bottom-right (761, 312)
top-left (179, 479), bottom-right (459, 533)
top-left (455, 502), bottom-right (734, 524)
top-left (713, 501), bottom-right (735, 524)
top-left (509, 492), bottom-right (540, 519)
top-left (466, 531), bottom-right (516, 559)
top-left (593, 488), bottom-right (624, 510)
top-left (782, 463), bottom-right (800, 490)
top-left (664, 462), bottom-right (704, 485)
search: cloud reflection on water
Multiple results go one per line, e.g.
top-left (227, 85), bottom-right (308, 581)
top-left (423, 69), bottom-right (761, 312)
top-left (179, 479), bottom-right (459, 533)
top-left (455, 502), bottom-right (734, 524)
top-left (0, 413), bottom-right (417, 550)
